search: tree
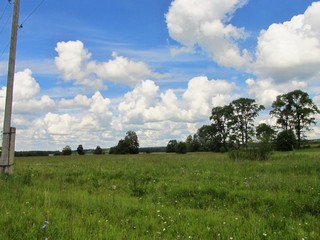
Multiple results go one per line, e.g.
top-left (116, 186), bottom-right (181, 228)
top-left (166, 140), bottom-right (177, 153)
top-left (270, 90), bottom-right (320, 149)
top-left (109, 131), bottom-right (139, 154)
top-left (186, 134), bottom-right (201, 152)
top-left (62, 145), bottom-right (72, 155)
top-left (210, 105), bottom-right (233, 150)
top-left (197, 124), bottom-right (222, 152)
top-left (94, 146), bottom-right (103, 155)
top-left (176, 141), bottom-right (187, 154)
top-left (125, 131), bottom-right (139, 154)
top-left (256, 123), bottom-right (276, 143)
top-left (230, 98), bottom-right (265, 147)
top-left (77, 144), bottom-right (85, 155)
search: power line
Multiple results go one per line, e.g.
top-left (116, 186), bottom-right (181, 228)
top-left (0, 0), bottom-right (10, 21)
top-left (0, 6), bottom-right (12, 35)
top-left (19, 0), bottom-right (46, 28)
top-left (0, 41), bottom-right (9, 58)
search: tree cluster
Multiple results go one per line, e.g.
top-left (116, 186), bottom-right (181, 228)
top-left (61, 145), bottom-right (104, 155)
top-left (167, 90), bottom-right (319, 155)
top-left (109, 131), bottom-right (139, 154)
top-left (166, 140), bottom-right (188, 154)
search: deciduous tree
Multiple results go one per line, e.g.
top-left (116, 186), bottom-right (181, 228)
top-left (270, 90), bottom-right (319, 149)
top-left (166, 140), bottom-right (177, 153)
top-left (109, 131), bottom-right (139, 154)
top-left (62, 145), bottom-right (72, 155)
top-left (230, 98), bottom-right (265, 147)
top-left (77, 144), bottom-right (85, 155)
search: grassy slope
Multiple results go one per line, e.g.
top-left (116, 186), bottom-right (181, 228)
top-left (0, 151), bottom-right (319, 239)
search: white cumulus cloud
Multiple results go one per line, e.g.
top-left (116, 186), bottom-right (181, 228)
top-left (55, 41), bottom-right (164, 89)
top-left (254, 1), bottom-right (320, 83)
top-left (0, 69), bottom-right (55, 113)
top-left (166, 0), bottom-right (250, 68)
top-left (113, 77), bottom-right (235, 129)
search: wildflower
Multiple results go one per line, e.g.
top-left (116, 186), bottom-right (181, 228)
top-left (263, 233), bottom-right (267, 237)
top-left (42, 221), bottom-right (49, 229)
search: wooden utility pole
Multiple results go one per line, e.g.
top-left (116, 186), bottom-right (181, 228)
top-left (0, 0), bottom-right (20, 174)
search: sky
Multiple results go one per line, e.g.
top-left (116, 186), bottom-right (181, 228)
top-left (0, 0), bottom-right (320, 151)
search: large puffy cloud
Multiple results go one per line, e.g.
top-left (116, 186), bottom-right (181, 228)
top-left (166, 0), bottom-right (250, 68)
top-left (0, 69), bottom-right (55, 113)
top-left (55, 41), bottom-right (164, 89)
top-left (245, 2), bottom-right (320, 106)
top-left (42, 91), bottom-right (113, 136)
top-left (254, 2), bottom-right (320, 82)
top-left (14, 91), bottom-right (113, 150)
top-left (113, 77), bottom-right (235, 130)
top-left (0, 68), bottom-right (114, 150)
top-left (111, 77), bottom-right (235, 147)
top-left (183, 76), bottom-right (235, 117)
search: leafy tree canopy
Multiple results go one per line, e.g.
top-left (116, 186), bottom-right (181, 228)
top-left (270, 90), bottom-right (320, 149)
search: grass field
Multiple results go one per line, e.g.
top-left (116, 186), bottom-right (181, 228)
top-left (0, 150), bottom-right (319, 239)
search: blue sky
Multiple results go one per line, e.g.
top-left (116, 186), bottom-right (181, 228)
top-left (0, 0), bottom-right (319, 150)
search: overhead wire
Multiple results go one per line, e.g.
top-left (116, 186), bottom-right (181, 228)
top-left (0, 0), bottom-right (47, 59)
top-left (0, 7), bottom-right (11, 35)
top-left (0, 1), bottom-right (12, 59)
top-left (19, 0), bottom-right (47, 28)
top-left (0, 0), bottom-right (10, 21)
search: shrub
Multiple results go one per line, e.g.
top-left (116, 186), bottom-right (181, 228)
top-left (229, 142), bottom-right (272, 161)
top-left (275, 130), bottom-right (297, 151)
top-left (176, 141), bottom-right (187, 154)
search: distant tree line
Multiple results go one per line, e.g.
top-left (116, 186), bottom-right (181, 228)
top-left (166, 90), bottom-right (320, 158)
top-left (14, 151), bottom-right (60, 157)
top-left (61, 145), bottom-right (105, 156)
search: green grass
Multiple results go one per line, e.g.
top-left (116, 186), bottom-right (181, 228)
top-left (0, 151), bottom-right (319, 239)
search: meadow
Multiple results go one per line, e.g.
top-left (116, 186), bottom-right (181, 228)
top-left (0, 150), bottom-right (319, 239)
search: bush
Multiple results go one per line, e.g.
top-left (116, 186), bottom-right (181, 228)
top-left (275, 130), bottom-right (297, 151)
top-left (176, 141), bottom-right (187, 154)
top-left (229, 142), bottom-right (272, 161)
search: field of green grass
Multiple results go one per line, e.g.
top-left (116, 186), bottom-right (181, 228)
top-left (0, 151), bottom-right (319, 239)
